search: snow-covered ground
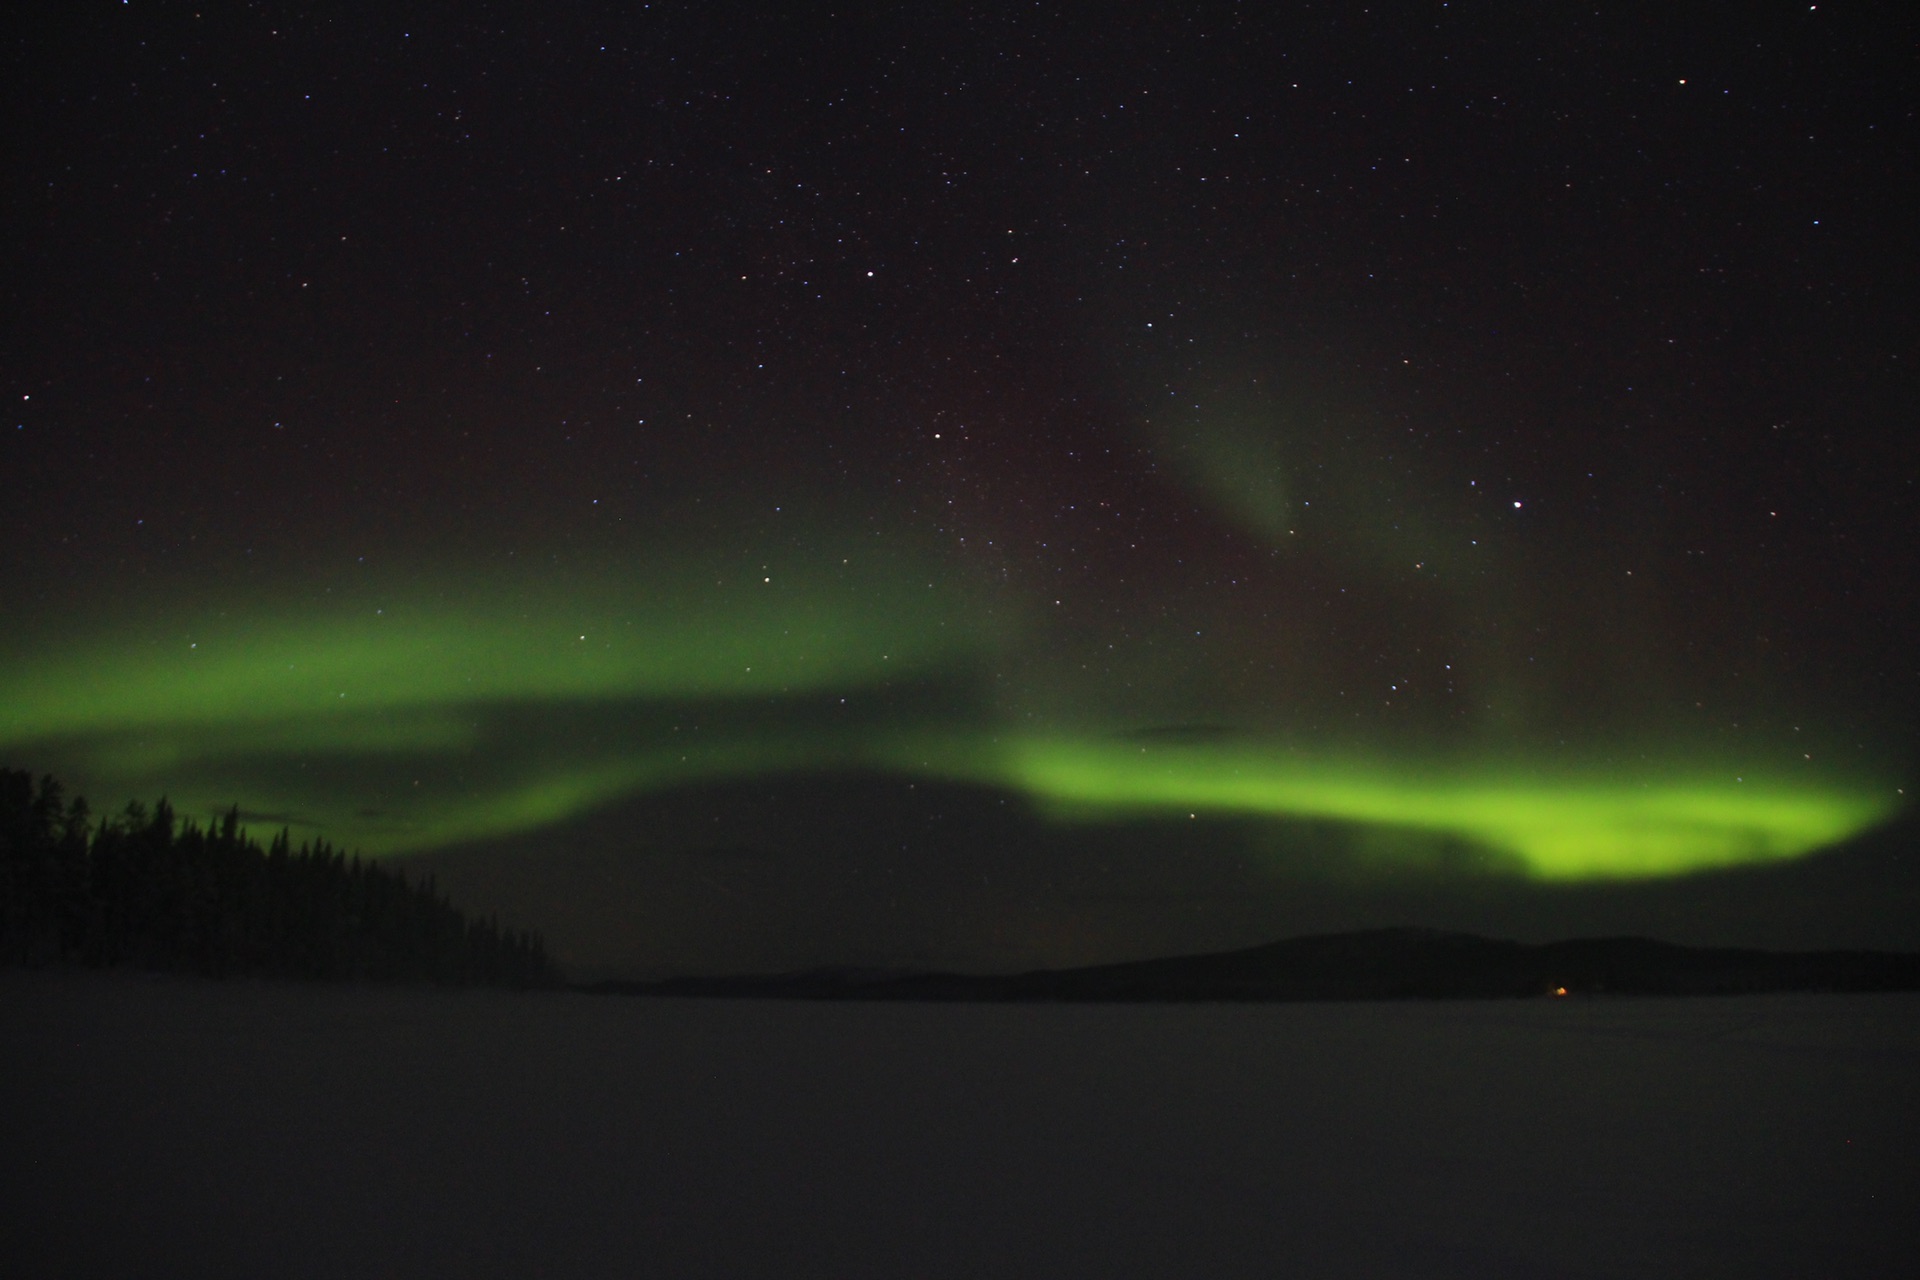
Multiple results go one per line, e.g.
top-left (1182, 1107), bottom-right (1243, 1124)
top-left (3, 972), bottom-right (1914, 1278)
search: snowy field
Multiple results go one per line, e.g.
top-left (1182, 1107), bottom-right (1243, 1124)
top-left (3, 973), bottom-right (1915, 1278)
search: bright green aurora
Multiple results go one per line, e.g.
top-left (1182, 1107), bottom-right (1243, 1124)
top-left (1, 552), bottom-right (1894, 882)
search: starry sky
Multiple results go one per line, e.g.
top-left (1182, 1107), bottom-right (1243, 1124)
top-left (5, 2), bottom-right (1916, 976)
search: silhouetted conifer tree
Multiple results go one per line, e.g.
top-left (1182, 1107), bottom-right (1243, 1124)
top-left (0, 768), bottom-right (559, 987)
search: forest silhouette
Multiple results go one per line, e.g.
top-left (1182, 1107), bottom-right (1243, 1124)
top-left (0, 768), bottom-right (556, 987)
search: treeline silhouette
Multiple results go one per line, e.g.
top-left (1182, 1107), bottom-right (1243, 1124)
top-left (0, 769), bottom-right (557, 987)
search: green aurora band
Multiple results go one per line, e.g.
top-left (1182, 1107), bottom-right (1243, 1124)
top-left (3, 560), bottom-right (979, 740)
top-left (913, 738), bottom-right (1892, 880)
top-left (1, 568), bottom-right (1898, 880)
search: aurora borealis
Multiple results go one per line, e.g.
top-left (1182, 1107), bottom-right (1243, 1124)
top-left (5, 3), bottom-right (1916, 972)
top-left (0, 557), bottom-right (1896, 878)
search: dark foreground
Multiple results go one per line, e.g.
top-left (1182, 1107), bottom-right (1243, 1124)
top-left (3, 972), bottom-right (1915, 1279)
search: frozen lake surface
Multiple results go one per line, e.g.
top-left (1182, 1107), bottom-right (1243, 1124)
top-left (4, 972), bottom-right (1915, 1278)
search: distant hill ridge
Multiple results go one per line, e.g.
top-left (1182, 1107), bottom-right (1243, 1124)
top-left (589, 927), bottom-right (1920, 1002)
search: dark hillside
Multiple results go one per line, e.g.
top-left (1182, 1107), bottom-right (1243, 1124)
top-left (0, 769), bottom-right (557, 987)
top-left (601, 927), bottom-right (1920, 1003)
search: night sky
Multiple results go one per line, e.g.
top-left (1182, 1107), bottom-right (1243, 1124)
top-left (6, 2), bottom-right (1916, 976)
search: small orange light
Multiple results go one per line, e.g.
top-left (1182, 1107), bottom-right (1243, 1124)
top-left (1553, 986), bottom-right (1568, 997)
